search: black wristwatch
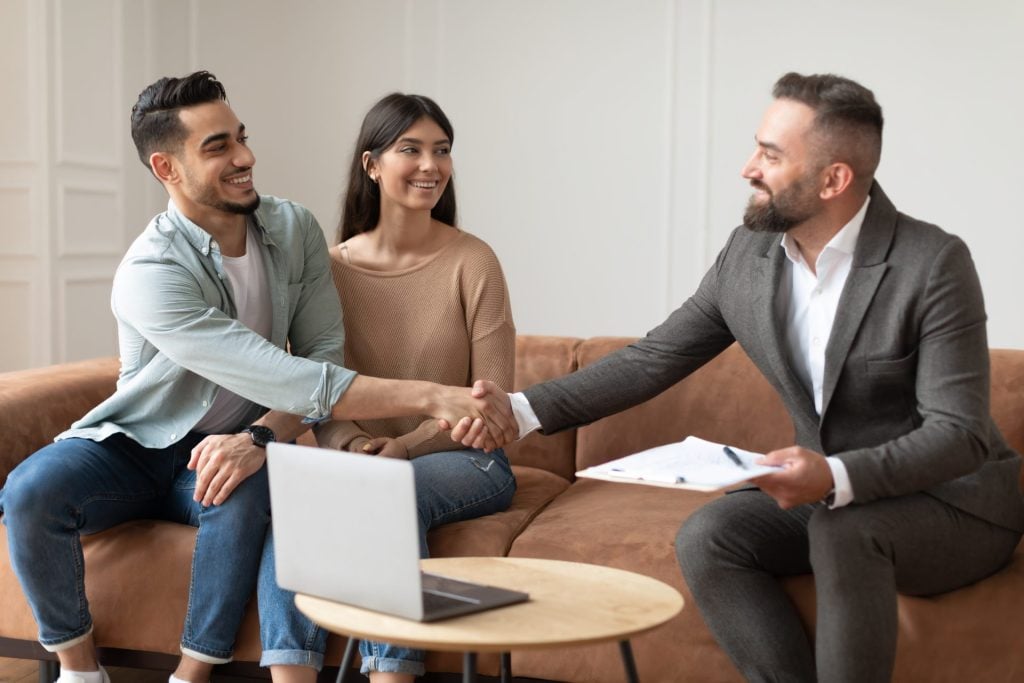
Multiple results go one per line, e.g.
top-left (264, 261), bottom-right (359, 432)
top-left (242, 425), bottom-right (276, 448)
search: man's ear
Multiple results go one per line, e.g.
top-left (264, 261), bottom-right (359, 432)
top-left (819, 162), bottom-right (854, 200)
top-left (150, 152), bottom-right (179, 185)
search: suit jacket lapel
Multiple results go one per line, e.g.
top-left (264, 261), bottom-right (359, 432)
top-left (752, 235), bottom-right (818, 417)
top-left (820, 183), bottom-right (896, 419)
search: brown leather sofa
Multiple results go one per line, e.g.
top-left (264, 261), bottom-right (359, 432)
top-left (2, 336), bottom-right (1023, 682)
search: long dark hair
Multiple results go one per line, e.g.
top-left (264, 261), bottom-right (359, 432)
top-left (338, 93), bottom-right (457, 242)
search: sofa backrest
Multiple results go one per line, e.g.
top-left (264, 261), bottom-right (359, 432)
top-left (505, 335), bottom-right (581, 481)
top-left (3, 341), bottom-right (1021, 491)
top-left (0, 357), bottom-right (120, 486)
top-left (573, 339), bottom-right (794, 472)
top-left (990, 349), bottom-right (1024, 490)
top-left (573, 340), bottom-right (1024, 492)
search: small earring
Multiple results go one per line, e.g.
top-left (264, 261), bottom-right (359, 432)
top-left (369, 173), bottom-right (378, 183)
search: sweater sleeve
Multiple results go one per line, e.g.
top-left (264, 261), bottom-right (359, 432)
top-left (314, 418), bottom-right (373, 451)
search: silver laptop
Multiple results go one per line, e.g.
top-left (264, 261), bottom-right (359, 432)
top-left (266, 442), bottom-right (529, 621)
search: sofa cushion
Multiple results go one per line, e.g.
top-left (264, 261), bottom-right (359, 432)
top-left (507, 478), bottom-right (742, 682)
top-left (505, 336), bottom-right (581, 481)
top-left (0, 520), bottom-right (196, 656)
top-left (0, 463), bottom-right (569, 669)
top-left (428, 465), bottom-right (570, 557)
top-left (574, 339), bottom-right (794, 473)
top-left (506, 477), bottom-right (1024, 683)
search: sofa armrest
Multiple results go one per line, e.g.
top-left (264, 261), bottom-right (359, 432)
top-left (0, 358), bottom-right (119, 486)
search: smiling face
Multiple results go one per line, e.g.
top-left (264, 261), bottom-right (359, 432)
top-left (740, 98), bottom-right (824, 233)
top-left (169, 100), bottom-right (259, 222)
top-left (367, 116), bottom-right (452, 215)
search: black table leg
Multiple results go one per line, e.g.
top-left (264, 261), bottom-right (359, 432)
top-left (39, 660), bottom-right (59, 683)
top-left (499, 652), bottom-right (512, 683)
top-left (462, 651), bottom-right (478, 683)
top-left (335, 637), bottom-right (360, 683)
top-left (619, 640), bottom-right (639, 683)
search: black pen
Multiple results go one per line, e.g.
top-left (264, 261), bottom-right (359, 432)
top-left (722, 445), bottom-right (748, 470)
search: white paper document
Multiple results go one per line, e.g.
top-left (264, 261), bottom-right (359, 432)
top-left (576, 436), bottom-right (783, 491)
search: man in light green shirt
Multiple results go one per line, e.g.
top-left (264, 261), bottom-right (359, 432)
top-left (0, 71), bottom-right (512, 683)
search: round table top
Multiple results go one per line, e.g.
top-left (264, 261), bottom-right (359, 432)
top-left (295, 556), bottom-right (684, 653)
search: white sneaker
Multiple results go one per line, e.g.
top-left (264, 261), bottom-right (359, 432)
top-left (55, 665), bottom-right (110, 683)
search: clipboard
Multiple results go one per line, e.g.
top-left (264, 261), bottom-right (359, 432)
top-left (575, 436), bottom-right (782, 491)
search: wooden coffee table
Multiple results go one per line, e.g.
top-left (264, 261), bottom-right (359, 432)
top-left (295, 556), bottom-right (684, 683)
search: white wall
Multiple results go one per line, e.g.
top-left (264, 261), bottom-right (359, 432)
top-left (2, 0), bottom-right (1022, 371)
top-left (0, 0), bottom-right (129, 371)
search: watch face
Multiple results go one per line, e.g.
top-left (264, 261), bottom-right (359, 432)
top-left (245, 425), bottom-right (276, 447)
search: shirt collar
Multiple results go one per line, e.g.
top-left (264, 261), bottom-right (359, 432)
top-left (166, 197), bottom-right (272, 254)
top-left (779, 195), bottom-right (870, 266)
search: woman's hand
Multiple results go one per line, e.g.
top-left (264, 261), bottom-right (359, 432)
top-left (345, 436), bottom-right (372, 453)
top-left (359, 436), bottom-right (409, 459)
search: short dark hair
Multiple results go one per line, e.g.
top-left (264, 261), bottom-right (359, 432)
top-left (772, 72), bottom-right (884, 187)
top-left (130, 70), bottom-right (228, 170)
top-left (338, 93), bottom-right (457, 242)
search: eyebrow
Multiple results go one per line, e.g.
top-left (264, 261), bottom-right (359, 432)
top-left (200, 124), bottom-right (246, 149)
top-left (755, 135), bottom-right (783, 154)
top-left (397, 136), bottom-right (451, 146)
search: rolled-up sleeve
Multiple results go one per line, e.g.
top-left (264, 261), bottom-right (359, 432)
top-left (114, 256), bottom-right (355, 422)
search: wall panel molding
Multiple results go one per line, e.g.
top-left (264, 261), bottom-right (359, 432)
top-left (0, 0), bottom-right (34, 162)
top-left (57, 178), bottom-right (123, 256)
top-left (0, 186), bottom-right (35, 256)
top-left (58, 274), bottom-right (117, 362)
top-left (54, 0), bottom-right (121, 169)
top-left (0, 281), bottom-right (34, 371)
top-left (668, 0), bottom-right (716, 309)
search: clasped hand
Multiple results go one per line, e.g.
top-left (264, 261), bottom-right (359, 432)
top-left (188, 433), bottom-right (266, 506)
top-left (435, 380), bottom-right (516, 452)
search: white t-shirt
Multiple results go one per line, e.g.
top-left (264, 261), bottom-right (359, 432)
top-left (193, 223), bottom-right (273, 434)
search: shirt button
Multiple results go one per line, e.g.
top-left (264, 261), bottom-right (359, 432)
top-left (812, 337), bottom-right (822, 346)
top-left (202, 400), bottom-right (209, 407)
top-left (170, 433), bottom-right (177, 440)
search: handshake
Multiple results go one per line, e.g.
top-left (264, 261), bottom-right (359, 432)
top-left (434, 380), bottom-right (517, 452)
top-left (329, 375), bottom-right (519, 453)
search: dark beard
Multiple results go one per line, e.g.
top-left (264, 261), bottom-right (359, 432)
top-left (743, 195), bottom-right (800, 233)
top-left (743, 180), bottom-right (817, 233)
top-left (185, 170), bottom-right (262, 216)
top-left (211, 194), bottom-right (261, 215)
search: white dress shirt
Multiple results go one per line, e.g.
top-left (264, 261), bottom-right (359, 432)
top-left (510, 197), bottom-right (871, 509)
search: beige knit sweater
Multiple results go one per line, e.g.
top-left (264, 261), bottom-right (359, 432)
top-left (314, 230), bottom-right (515, 457)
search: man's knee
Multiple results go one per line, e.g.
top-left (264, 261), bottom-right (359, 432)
top-left (675, 502), bottom-right (730, 579)
top-left (808, 506), bottom-right (893, 567)
top-left (218, 465), bottom-right (271, 517)
top-left (1, 455), bottom-right (70, 526)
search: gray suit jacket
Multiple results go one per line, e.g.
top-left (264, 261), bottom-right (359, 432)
top-left (525, 184), bottom-right (1024, 532)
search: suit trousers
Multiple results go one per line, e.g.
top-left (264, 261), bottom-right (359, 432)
top-left (675, 489), bottom-right (1020, 683)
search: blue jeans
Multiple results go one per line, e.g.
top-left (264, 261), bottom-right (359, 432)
top-left (258, 448), bottom-right (516, 675)
top-left (0, 433), bottom-right (270, 663)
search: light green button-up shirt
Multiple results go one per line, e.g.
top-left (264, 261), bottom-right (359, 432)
top-left (60, 195), bottom-right (355, 448)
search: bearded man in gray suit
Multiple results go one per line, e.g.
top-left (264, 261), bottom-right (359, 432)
top-left (453, 72), bottom-right (1024, 682)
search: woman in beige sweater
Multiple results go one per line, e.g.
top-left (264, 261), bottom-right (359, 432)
top-left (258, 94), bottom-right (517, 683)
